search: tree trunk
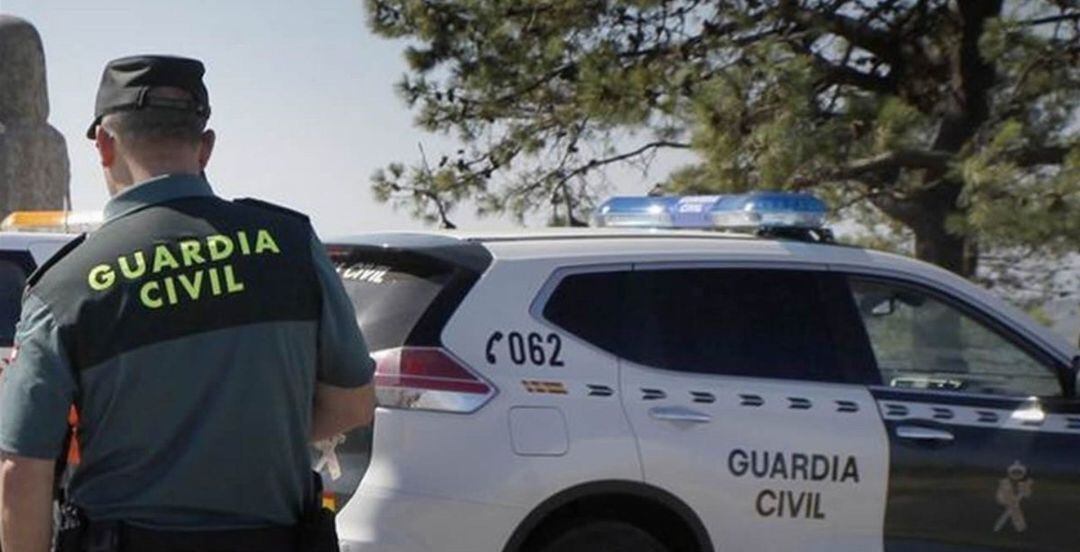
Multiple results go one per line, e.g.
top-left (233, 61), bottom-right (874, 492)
top-left (912, 217), bottom-right (971, 277)
top-left (905, 0), bottom-right (1001, 279)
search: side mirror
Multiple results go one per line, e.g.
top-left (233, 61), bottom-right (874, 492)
top-left (870, 298), bottom-right (896, 317)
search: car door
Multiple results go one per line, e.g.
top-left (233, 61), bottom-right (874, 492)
top-left (617, 265), bottom-right (891, 551)
top-left (842, 275), bottom-right (1079, 552)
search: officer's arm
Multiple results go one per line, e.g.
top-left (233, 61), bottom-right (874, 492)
top-left (0, 453), bottom-right (54, 552)
top-left (309, 234), bottom-right (376, 442)
top-left (312, 383), bottom-right (375, 442)
top-left (0, 295), bottom-right (76, 552)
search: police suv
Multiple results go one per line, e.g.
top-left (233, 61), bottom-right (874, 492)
top-left (320, 192), bottom-right (1080, 552)
top-left (0, 213), bottom-right (89, 367)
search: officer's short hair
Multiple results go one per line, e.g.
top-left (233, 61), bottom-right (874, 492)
top-left (101, 106), bottom-right (208, 146)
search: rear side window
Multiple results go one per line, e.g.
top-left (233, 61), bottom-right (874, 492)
top-left (332, 253), bottom-right (453, 352)
top-left (543, 271), bottom-right (627, 355)
top-left (625, 269), bottom-right (842, 381)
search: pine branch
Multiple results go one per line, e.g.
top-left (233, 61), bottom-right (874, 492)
top-left (1021, 12), bottom-right (1080, 26)
top-left (542, 140), bottom-right (691, 189)
top-left (827, 143), bottom-right (1072, 182)
top-left (778, 0), bottom-right (902, 66)
top-left (830, 149), bottom-right (954, 180)
top-left (1008, 145), bottom-right (1074, 167)
top-left (417, 143), bottom-right (458, 230)
top-left (811, 53), bottom-right (896, 93)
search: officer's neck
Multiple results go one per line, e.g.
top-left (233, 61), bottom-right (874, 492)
top-left (108, 157), bottom-right (203, 196)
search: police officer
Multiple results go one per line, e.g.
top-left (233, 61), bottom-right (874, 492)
top-left (0, 55), bottom-right (375, 552)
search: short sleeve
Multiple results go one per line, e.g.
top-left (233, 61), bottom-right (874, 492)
top-left (0, 293), bottom-right (77, 459)
top-left (311, 234), bottom-right (375, 387)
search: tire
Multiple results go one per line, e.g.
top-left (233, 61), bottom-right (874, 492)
top-left (534, 519), bottom-right (670, 552)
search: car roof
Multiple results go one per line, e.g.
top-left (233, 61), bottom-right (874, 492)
top-left (331, 229), bottom-right (883, 266)
top-left (333, 228), bottom-right (758, 248)
top-left (0, 231), bottom-right (78, 250)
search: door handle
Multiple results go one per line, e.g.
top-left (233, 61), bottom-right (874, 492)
top-left (649, 406), bottom-right (712, 424)
top-left (895, 425), bottom-right (954, 442)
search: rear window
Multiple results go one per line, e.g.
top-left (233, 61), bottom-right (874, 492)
top-left (331, 251), bottom-right (454, 352)
top-left (0, 259), bottom-right (30, 347)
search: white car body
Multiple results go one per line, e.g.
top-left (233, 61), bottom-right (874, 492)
top-left (324, 230), bottom-right (1078, 552)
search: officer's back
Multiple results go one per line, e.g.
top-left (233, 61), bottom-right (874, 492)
top-left (0, 56), bottom-right (375, 552)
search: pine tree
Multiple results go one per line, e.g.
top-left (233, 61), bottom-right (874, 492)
top-left (367, 0), bottom-right (1078, 300)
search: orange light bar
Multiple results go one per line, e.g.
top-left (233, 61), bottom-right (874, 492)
top-left (1, 211), bottom-right (102, 232)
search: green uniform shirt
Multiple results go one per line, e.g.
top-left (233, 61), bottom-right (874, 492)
top-left (0, 174), bottom-right (373, 529)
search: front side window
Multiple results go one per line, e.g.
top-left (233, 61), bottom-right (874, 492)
top-left (849, 278), bottom-right (1060, 397)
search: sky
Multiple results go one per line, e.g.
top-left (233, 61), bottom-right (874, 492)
top-left (3, 0), bottom-right (689, 236)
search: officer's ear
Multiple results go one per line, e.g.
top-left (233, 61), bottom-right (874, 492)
top-left (197, 129), bottom-right (215, 169)
top-left (94, 125), bottom-right (116, 168)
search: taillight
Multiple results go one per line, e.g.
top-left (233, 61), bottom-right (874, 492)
top-left (371, 347), bottom-right (496, 413)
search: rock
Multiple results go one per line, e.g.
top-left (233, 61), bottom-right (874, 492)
top-left (0, 14), bottom-right (70, 219)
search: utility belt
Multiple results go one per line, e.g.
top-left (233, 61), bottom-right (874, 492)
top-left (55, 505), bottom-right (337, 552)
top-left (55, 474), bottom-right (339, 552)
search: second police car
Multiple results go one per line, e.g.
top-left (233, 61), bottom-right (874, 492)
top-left (317, 192), bottom-right (1080, 552)
top-left (0, 212), bottom-right (95, 369)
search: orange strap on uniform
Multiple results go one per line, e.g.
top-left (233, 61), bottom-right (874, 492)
top-left (66, 406), bottom-right (81, 466)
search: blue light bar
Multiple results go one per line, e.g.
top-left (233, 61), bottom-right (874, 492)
top-left (670, 196), bottom-right (725, 228)
top-left (591, 191), bottom-right (828, 233)
top-left (591, 196), bottom-right (678, 228)
top-left (710, 192), bottom-right (827, 230)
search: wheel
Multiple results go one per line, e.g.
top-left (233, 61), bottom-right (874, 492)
top-left (534, 519), bottom-right (670, 552)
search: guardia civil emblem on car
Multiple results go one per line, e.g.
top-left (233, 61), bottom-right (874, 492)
top-left (995, 461), bottom-right (1033, 533)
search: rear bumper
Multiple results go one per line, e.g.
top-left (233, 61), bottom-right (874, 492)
top-left (337, 484), bottom-right (526, 552)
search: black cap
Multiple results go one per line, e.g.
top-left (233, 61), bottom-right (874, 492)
top-left (87, 55), bottom-right (211, 139)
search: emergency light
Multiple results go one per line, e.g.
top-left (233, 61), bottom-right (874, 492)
top-left (710, 192), bottom-right (828, 230)
top-left (591, 192), bottom-right (831, 241)
top-left (591, 196), bottom-right (679, 228)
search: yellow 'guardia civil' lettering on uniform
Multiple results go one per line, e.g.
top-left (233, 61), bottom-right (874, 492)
top-left (87, 229), bottom-right (281, 309)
